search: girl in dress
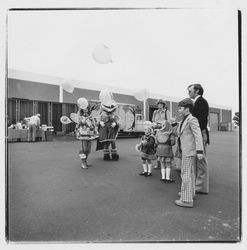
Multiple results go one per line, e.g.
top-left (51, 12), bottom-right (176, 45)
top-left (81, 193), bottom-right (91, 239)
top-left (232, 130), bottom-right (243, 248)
top-left (155, 120), bottom-right (176, 183)
top-left (138, 126), bottom-right (156, 177)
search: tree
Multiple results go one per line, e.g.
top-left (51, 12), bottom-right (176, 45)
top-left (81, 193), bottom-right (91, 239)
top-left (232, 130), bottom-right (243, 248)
top-left (233, 112), bottom-right (240, 126)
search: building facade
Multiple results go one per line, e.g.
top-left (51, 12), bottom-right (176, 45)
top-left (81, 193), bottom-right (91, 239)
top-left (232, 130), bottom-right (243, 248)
top-left (7, 69), bottom-right (232, 134)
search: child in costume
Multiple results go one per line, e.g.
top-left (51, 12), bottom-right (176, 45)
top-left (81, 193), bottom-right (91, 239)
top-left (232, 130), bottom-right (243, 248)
top-left (75, 97), bottom-right (98, 169)
top-left (155, 120), bottom-right (176, 183)
top-left (97, 91), bottom-right (121, 161)
top-left (138, 126), bottom-right (156, 177)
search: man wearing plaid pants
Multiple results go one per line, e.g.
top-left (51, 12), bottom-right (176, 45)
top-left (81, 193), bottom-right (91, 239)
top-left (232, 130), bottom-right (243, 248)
top-left (175, 98), bottom-right (204, 208)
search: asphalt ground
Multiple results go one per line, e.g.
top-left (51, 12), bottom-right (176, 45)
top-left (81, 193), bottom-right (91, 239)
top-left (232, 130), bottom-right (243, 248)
top-left (7, 131), bottom-right (240, 242)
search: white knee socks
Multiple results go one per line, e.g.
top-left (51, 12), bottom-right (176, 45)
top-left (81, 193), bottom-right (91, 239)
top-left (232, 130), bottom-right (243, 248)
top-left (142, 163), bottom-right (148, 172)
top-left (166, 167), bottom-right (171, 180)
top-left (161, 168), bottom-right (166, 179)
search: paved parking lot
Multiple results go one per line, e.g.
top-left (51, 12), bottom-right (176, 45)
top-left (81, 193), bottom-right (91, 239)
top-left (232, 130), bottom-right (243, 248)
top-left (7, 131), bottom-right (240, 242)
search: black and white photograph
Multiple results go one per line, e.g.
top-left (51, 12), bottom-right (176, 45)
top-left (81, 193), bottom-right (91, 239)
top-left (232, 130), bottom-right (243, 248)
top-left (2, 0), bottom-right (246, 246)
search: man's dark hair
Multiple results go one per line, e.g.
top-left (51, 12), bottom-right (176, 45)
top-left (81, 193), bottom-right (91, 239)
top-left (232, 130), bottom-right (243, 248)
top-left (178, 98), bottom-right (194, 113)
top-left (188, 84), bottom-right (204, 96)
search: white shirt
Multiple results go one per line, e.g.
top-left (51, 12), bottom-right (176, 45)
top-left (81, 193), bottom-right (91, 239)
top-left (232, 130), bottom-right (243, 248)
top-left (29, 115), bottom-right (40, 126)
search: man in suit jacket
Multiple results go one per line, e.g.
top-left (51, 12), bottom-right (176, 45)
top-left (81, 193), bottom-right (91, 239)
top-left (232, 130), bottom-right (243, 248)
top-left (188, 84), bottom-right (209, 194)
top-left (175, 98), bottom-right (204, 208)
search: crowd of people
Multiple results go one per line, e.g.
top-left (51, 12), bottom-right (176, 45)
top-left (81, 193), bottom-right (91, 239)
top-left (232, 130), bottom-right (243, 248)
top-left (9, 84), bottom-right (209, 208)
top-left (137, 84), bottom-right (209, 208)
top-left (74, 84), bottom-right (209, 208)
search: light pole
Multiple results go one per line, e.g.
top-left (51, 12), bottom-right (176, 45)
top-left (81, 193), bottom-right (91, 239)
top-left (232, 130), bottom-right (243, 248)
top-left (134, 88), bottom-right (150, 121)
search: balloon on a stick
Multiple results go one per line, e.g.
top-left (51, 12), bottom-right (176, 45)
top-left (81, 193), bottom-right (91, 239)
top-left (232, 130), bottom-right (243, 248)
top-left (70, 113), bottom-right (79, 124)
top-left (77, 97), bottom-right (88, 110)
top-left (61, 78), bottom-right (74, 93)
top-left (60, 116), bottom-right (72, 125)
top-left (92, 44), bottom-right (112, 64)
top-left (133, 89), bottom-right (150, 101)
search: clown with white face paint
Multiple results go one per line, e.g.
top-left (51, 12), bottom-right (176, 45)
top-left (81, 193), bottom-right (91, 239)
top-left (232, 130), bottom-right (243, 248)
top-left (75, 97), bottom-right (98, 169)
top-left (97, 91), bottom-right (121, 161)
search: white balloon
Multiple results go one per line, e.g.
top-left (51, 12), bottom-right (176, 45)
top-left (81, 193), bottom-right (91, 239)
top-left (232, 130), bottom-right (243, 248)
top-left (61, 78), bottom-right (74, 93)
top-left (60, 116), bottom-right (72, 125)
top-left (143, 121), bottom-right (153, 130)
top-left (70, 113), bottom-right (79, 124)
top-left (77, 97), bottom-right (88, 109)
top-left (133, 89), bottom-right (150, 101)
top-left (92, 44), bottom-right (112, 64)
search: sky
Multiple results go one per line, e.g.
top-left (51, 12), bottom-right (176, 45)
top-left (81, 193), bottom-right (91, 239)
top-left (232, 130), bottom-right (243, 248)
top-left (7, 8), bottom-right (239, 112)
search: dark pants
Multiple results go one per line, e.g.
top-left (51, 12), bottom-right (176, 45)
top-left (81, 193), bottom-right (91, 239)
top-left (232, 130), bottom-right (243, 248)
top-left (103, 140), bottom-right (116, 150)
top-left (103, 140), bottom-right (118, 158)
top-left (195, 130), bottom-right (209, 193)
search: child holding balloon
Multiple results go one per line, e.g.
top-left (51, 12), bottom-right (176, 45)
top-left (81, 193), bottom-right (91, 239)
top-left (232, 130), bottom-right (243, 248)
top-left (137, 126), bottom-right (156, 176)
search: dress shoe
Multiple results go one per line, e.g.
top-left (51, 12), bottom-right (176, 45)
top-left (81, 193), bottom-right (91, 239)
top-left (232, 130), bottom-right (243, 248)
top-left (175, 199), bottom-right (193, 208)
top-left (81, 162), bottom-right (88, 169)
top-left (165, 178), bottom-right (175, 183)
top-left (195, 191), bottom-right (208, 195)
top-left (139, 171), bottom-right (147, 176)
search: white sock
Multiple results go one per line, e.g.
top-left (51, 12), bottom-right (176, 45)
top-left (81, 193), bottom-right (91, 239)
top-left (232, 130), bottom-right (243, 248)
top-left (142, 163), bottom-right (148, 172)
top-left (148, 164), bottom-right (152, 173)
top-left (165, 168), bottom-right (171, 179)
top-left (161, 168), bottom-right (166, 179)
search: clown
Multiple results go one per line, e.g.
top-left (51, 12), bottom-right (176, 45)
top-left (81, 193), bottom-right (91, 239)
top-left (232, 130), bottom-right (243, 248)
top-left (97, 91), bottom-right (121, 161)
top-left (75, 97), bottom-right (98, 169)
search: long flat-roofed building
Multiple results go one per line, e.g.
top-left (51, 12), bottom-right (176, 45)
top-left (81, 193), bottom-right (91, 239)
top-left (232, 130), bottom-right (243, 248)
top-left (7, 69), bottom-right (232, 134)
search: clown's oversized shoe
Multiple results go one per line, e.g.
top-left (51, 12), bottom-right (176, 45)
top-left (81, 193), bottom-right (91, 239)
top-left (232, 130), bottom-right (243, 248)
top-left (111, 153), bottom-right (119, 161)
top-left (103, 154), bottom-right (111, 161)
top-left (111, 149), bottom-right (119, 161)
top-left (103, 148), bottom-right (111, 161)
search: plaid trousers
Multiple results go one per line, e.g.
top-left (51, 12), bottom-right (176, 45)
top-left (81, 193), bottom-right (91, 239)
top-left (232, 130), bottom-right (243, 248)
top-left (180, 156), bottom-right (196, 203)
